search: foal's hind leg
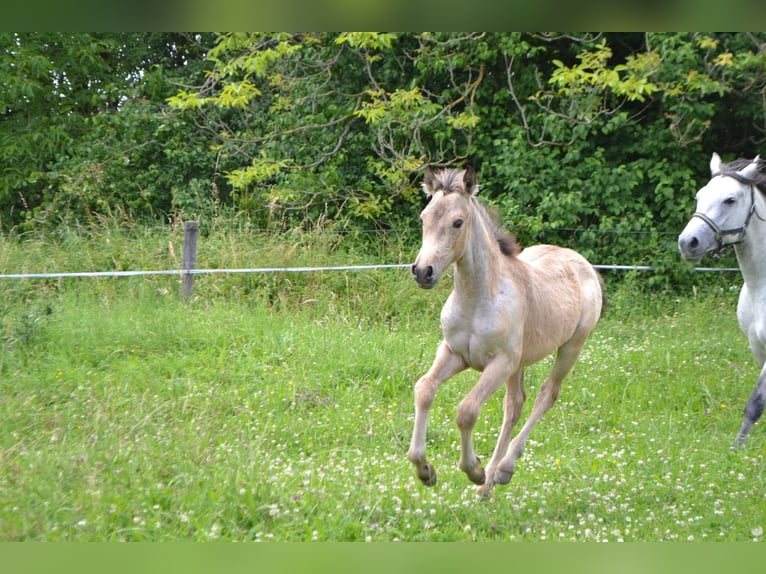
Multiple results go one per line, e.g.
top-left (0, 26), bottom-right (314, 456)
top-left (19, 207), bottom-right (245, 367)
top-left (477, 369), bottom-right (526, 497)
top-left (734, 363), bottom-right (766, 448)
top-left (492, 338), bottom-right (584, 488)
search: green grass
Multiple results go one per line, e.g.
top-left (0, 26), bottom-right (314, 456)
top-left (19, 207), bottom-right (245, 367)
top-left (1, 226), bottom-right (765, 541)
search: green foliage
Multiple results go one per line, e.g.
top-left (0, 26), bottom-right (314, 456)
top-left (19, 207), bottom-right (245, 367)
top-left (0, 33), bottom-right (218, 228)
top-left (549, 39), bottom-right (659, 105)
top-left (3, 33), bottom-right (766, 289)
top-left (468, 32), bottom-right (764, 290)
top-left (165, 32), bottom-right (490, 228)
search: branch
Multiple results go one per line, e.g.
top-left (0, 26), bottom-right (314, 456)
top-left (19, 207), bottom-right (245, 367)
top-left (505, 53), bottom-right (573, 148)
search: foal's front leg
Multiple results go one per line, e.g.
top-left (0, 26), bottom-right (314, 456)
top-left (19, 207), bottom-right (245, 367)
top-left (408, 341), bottom-right (467, 486)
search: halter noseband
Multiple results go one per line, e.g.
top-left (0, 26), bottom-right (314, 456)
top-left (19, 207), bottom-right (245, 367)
top-left (691, 172), bottom-right (760, 256)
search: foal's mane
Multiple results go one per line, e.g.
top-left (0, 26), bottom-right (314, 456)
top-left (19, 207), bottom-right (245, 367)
top-left (427, 167), bottom-right (522, 257)
top-left (473, 199), bottom-right (522, 257)
top-left (719, 157), bottom-right (766, 194)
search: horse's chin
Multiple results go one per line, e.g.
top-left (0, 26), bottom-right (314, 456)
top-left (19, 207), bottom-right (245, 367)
top-left (415, 278), bottom-right (439, 290)
top-left (680, 251), bottom-right (704, 264)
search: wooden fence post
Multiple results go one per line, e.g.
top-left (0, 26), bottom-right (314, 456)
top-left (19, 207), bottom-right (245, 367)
top-left (181, 220), bottom-right (199, 300)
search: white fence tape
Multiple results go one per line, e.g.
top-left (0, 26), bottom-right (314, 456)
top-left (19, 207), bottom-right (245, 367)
top-left (0, 263), bottom-right (739, 280)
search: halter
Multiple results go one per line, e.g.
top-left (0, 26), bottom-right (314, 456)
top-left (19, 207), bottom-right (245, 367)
top-left (691, 172), bottom-right (765, 256)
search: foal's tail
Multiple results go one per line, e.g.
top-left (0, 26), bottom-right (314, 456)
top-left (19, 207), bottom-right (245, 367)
top-left (595, 269), bottom-right (607, 319)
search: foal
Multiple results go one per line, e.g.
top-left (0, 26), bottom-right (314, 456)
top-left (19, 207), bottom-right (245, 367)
top-left (408, 167), bottom-right (604, 496)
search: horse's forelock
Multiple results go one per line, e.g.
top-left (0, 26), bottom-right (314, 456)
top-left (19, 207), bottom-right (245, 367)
top-left (428, 168), bottom-right (474, 196)
top-left (720, 157), bottom-right (766, 192)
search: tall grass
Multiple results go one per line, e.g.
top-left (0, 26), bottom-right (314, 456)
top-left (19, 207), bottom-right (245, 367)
top-left (1, 224), bottom-right (764, 541)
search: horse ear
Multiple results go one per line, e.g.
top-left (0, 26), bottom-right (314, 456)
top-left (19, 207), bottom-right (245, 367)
top-left (738, 155), bottom-right (761, 179)
top-left (422, 166), bottom-right (436, 196)
top-left (710, 152), bottom-right (722, 175)
top-left (463, 166), bottom-right (479, 196)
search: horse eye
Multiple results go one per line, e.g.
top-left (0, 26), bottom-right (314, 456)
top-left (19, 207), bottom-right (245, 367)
top-left (453, 218), bottom-right (464, 229)
top-left (724, 197), bottom-right (736, 205)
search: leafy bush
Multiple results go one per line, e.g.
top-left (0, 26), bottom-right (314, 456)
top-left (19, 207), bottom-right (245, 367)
top-left (3, 33), bottom-right (765, 290)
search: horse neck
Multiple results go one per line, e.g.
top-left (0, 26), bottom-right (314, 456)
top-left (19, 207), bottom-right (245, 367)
top-left (734, 190), bottom-right (766, 290)
top-left (453, 202), bottom-right (505, 299)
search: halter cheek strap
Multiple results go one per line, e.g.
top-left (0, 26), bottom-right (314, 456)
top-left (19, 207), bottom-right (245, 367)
top-left (692, 174), bottom-right (757, 255)
top-left (692, 198), bottom-right (754, 244)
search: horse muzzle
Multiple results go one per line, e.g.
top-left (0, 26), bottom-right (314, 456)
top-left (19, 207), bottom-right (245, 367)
top-left (411, 263), bottom-right (439, 289)
top-left (678, 217), bottom-right (719, 263)
top-left (677, 233), bottom-right (707, 263)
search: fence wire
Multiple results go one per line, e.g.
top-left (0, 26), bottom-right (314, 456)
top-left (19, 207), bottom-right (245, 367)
top-left (0, 263), bottom-right (740, 281)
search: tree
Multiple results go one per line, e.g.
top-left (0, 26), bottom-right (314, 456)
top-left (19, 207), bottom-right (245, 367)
top-left (5, 32), bottom-right (766, 290)
top-left (168, 32), bottom-right (489, 228)
top-left (0, 32), bottom-right (217, 228)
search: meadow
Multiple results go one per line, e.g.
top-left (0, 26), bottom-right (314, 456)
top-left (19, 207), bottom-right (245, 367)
top-left (1, 225), bottom-right (765, 541)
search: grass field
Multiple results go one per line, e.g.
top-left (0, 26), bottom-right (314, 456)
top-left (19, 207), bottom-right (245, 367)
top-left (1, 226), bottom-right (765, 541)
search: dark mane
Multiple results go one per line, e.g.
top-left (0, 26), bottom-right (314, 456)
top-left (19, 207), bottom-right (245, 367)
top-left (720, 157), bottom-right (766, 193)
top-left (473, 198), bottom-right (522, 257)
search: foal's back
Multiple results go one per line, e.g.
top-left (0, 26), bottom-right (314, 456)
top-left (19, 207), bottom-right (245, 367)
top-left (509, 244), bottom-right (604, 365)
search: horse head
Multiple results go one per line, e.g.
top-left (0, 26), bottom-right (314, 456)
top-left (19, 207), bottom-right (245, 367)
top-left (678, 152), bottom-right (762, 263)
top-left (411, 167), bottom-right (478, 288)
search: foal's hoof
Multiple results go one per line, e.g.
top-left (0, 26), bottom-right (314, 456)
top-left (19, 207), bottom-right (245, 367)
top-left (417, 463), bottom-right (437, 487)
top-left (468, 467), bottom-right (487, 485)
top-left (460, 456), bottom-right (486, 485)
top-left (467, 465), bottom-right (486, 486)
top-left (493, 468), bottom-right (514, 485)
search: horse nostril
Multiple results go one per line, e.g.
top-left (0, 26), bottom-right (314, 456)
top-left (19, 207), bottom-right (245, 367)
top-left (690, 237), bottom-right (699, 249)
top-left (412, 263), bottom-right (436, 285)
